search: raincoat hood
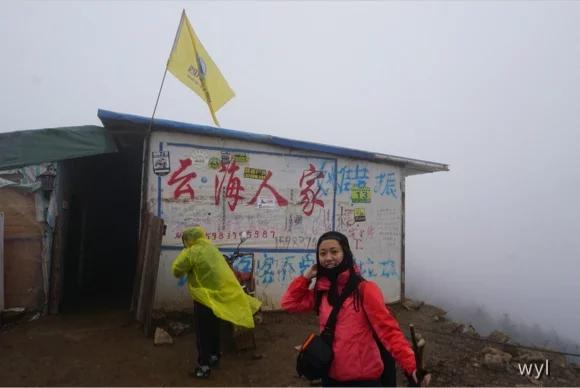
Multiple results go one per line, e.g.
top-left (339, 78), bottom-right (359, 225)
top-left (182, 226), bottom-right (207, 247)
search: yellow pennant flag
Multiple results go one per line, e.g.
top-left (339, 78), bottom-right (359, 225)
top-left (167, 10), bottom-right (235, 126)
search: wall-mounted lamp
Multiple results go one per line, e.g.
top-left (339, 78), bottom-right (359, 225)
top-left (37, 165), bottom-right (56, 198)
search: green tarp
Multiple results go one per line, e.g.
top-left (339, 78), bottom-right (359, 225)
top-left (0, 125), bottom-right (117, 170)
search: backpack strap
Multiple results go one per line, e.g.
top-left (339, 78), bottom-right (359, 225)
top-left (320, 280), bottom-right (355, 339)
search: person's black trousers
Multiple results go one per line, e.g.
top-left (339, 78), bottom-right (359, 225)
top-left (193, 301), bottom-right (221, 366)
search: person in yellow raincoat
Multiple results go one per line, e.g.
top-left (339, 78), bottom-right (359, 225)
top-left (172, 226), bottom-right (261, 378)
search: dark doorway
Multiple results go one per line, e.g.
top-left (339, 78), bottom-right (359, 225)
top-left (60, 145), bottom-right (142, 312)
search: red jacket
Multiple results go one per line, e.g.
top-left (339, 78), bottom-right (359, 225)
top-left (281, 271), bottom-right (416, 382)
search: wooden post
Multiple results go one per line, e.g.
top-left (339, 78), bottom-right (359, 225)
top-left (48, 214), bottom-right (65, 314)
top-left (133, 213), bottom-right (164, 336)
top-left (131, 212), bottom-right (149, 313)
top-left (136, 215), bottom-right (154, 324)
top-left (400, 176), bottom-right (406, 302)
top-left (144, 215), bottom-right (164, 337)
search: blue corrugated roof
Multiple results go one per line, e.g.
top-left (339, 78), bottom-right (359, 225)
top-left (97, 109), bottom-right (448, 174)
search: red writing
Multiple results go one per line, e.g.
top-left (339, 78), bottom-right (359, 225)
top-left (215, 161), bottom-right (245, 211)
top-left (168, 158), bottom-right (197, 200)
top-left (299, 164), bottom-right (325, 216)
top-left (248, 170), bottom-right (288, 207)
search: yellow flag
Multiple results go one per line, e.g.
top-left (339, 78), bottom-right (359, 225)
top-left (167, 10), bottom-right (235, 126)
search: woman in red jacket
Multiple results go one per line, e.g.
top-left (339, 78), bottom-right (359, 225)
top-left (281, 231), bottom-right (427, 387)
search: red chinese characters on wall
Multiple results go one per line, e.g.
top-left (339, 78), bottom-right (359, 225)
top-left (167, 158), bottom-right (197, 200)
top-left (299, 163), bottom-right (325, 216)
top-left (166, 159), bottom-right (322, 212)
top-left (215, 161), bottom-right (245, 211)
top-left (248, 170), bottom-right (288, 207)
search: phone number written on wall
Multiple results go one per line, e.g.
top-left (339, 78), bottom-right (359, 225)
top-left (175, 230), bottom-right (277, 240)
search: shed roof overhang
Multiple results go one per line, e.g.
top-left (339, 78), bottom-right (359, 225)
top-left (0, 125), bottom-right (118, 171)
top-left (97, 109), bottom-right (449, 176)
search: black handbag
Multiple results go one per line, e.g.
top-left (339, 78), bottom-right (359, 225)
top-left (296, 289), bottom-right (351, 380)
top-left (295, 332), bottom-right (333, 380)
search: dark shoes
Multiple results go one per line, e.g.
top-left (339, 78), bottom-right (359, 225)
top-left (190, 354), bottom-right (220, 379)
top-left (209, 354), bottom-right (220, 367)
top-left (190, 366), bottom-right (211, 379)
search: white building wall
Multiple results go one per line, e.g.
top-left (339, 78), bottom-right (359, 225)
top-left (148, 131), bottom-right (403, 311)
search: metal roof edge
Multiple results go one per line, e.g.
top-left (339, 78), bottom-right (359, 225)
top-left (373, 153), bottom-right (449, 174)
top-left (97, 109), bottom-right (449, 174)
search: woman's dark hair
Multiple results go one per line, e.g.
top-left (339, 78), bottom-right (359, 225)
top-left (313, 231), bottom-right (364, 314)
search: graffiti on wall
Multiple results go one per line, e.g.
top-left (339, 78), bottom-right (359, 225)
top-left (253, 253), bottom-right (399, 287)
top-left (153, 136), bottom-right (404, 310)
top-left (166, 159), bottom-right (322, 210)
top-left (159, 144), bottom-right (336, 248)
top-left (299, 164), bottom-right (325, 216)
top-left (167, 158), bottom-right (197, 200)
top-left (159, 146), bottom-right (402, 253)
top-left (313, 161), bottom-right (398, 199)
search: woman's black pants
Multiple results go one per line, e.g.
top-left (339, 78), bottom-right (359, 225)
top-left (193, 301), bottom-right (221, 366)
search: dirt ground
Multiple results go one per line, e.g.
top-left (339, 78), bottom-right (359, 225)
top-left (1, 302), bottom-right (579, 387)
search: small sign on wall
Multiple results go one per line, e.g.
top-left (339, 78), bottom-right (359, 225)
top-left (152, 151), bottom-right (171, 176)
top-left (208, 157), bottom-right (221, 169)
top-left (351, 186), bottom-right (371, 203)
top-left (234, 153), bottom-right (249, 163)
top-left (256, 196), bottom-right (276, 209)
top-left (354, 207), bottom-right (366, 222)
top-left (244, 167), bottom-right (267, 180)
top-left (221, 151), bottom-right (231, 164)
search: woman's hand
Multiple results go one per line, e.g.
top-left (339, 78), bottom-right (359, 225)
top-left (303, 264), bottom-right (317, 280)
top-left (411, 370), bottom-right (431, 387)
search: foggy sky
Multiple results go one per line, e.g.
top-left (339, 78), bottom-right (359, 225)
top-left (1, 2), bottom-right (579, 342)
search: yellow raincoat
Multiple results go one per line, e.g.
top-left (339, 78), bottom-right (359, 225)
top-left (172, 226), bottom-right (261, 328)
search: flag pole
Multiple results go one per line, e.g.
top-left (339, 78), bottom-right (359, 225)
top-left (209, 107), bottom-right (220, 127)
top-left (136, 12), bottom-right (183, 258)
top-left (203, 88), bottom-right (220, 127)
top-left (147, 10), bottom-right (184, 134)
top-left (136, 64), bottom-right (169, 279)
top-left (146, 67), bottom-right (169, 134)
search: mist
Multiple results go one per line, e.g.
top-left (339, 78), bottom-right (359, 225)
top-left (1, 1), bottom-right (579, 350)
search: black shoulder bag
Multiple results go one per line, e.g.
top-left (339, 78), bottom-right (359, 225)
top-left (296, 289), bottom-right (352, 380)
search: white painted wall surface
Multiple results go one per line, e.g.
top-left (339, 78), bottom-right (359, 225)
top-left (149, 131), bottom-right (402, 311)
